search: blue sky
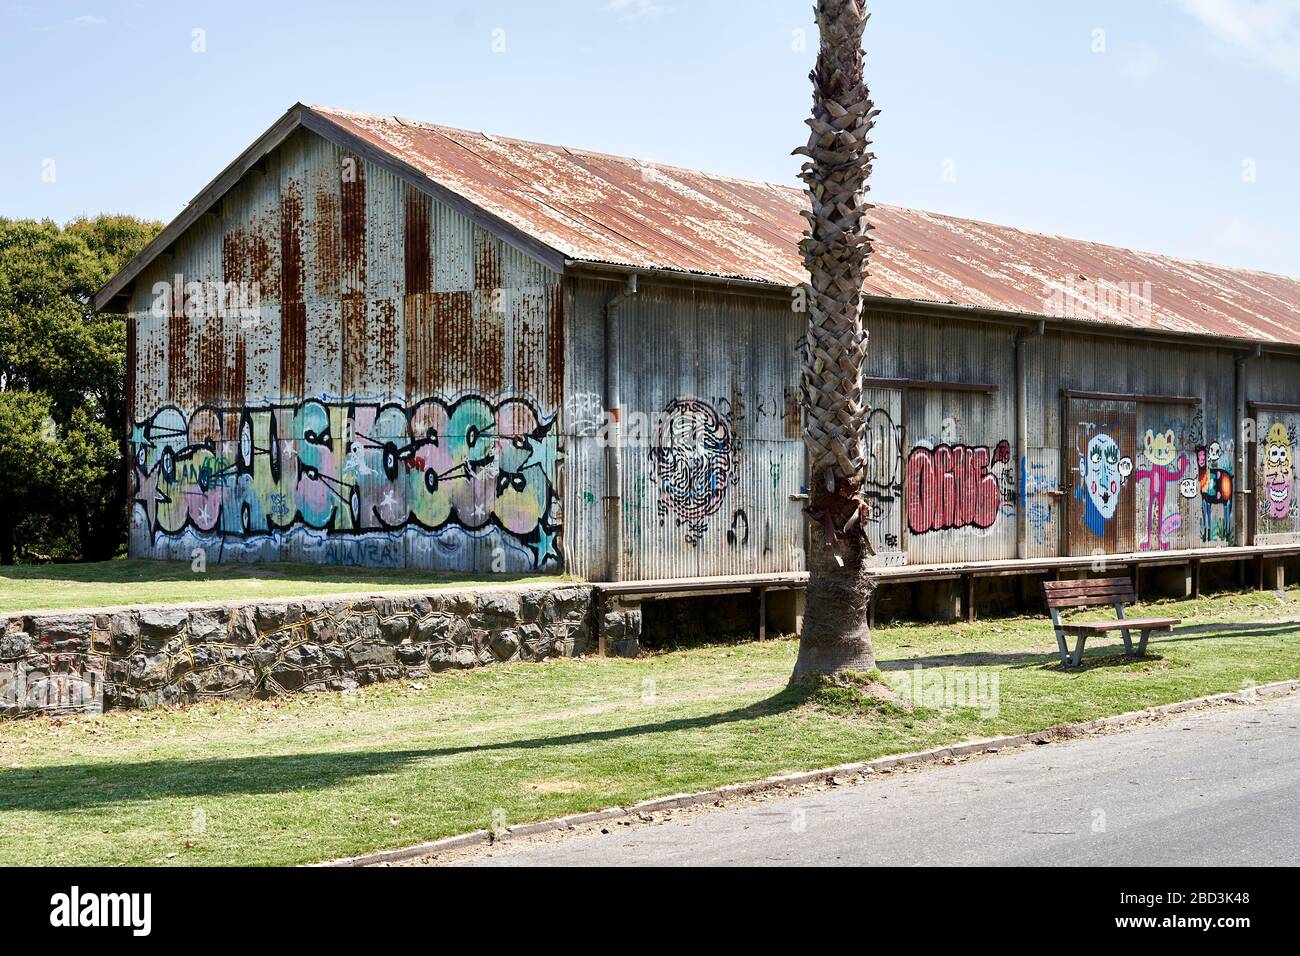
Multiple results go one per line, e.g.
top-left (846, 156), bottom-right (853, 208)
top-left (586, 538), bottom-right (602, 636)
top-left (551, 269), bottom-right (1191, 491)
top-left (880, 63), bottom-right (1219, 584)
top-left (2, 0), bottom-right (1297, 275)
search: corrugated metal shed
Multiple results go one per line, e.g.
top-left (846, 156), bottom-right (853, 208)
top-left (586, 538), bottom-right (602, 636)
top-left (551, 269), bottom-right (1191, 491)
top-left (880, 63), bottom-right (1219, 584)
top-left (314, 105), bottom-right (1300, 347)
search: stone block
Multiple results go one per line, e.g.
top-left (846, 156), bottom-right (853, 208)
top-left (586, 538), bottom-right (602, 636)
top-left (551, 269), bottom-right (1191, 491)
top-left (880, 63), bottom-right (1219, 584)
top-left (32, 615), bottom-right (94, 653)
top-left (489, 629), bottom-right (520, 661)
top-left (187, 607), bottom-right (229, 644)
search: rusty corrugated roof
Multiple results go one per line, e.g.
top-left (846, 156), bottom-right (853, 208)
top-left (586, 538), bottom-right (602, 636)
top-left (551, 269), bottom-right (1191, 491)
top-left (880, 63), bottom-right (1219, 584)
top-left (311, 104), bottom-right (1300, 347)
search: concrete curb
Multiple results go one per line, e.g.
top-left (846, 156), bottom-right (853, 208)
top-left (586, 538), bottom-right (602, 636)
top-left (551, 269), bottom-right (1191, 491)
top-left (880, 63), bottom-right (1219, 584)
top-left (318, 677), bottom-right (1300, 867)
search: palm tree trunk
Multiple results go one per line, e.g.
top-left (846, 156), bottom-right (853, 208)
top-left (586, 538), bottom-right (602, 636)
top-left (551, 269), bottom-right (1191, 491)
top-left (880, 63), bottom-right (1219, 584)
top-left (792, 0), bottom-right (879, 679)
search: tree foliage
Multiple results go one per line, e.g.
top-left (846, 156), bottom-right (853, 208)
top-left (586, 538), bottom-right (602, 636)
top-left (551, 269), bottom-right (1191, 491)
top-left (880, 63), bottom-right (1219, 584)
top-left (0, 215), bottom-right (161, 563)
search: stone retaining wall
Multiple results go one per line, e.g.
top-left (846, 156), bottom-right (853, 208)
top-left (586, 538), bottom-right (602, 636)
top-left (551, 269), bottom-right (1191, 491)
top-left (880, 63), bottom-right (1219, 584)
top-left (0, 584), bottom-right (624, 718)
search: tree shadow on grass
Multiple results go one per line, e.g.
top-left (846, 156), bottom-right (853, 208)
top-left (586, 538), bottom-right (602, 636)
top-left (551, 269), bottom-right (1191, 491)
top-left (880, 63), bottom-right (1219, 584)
top-left (0, 685), bottom-right (817, 814)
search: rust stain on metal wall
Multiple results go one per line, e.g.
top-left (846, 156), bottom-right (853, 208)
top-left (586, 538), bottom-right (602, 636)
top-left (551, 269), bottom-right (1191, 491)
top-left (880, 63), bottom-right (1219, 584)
top-left (430, 289), bottom-right (473, 394)
top-left (341, 298), bottom-right (366, 395)
top-left (280, 180), bottom-right (307, 398)
top-left (473, 233), bottom-right (501, 293)
top-left (221, 232), bottom-right (248, 405)
top-left (195, 320), bottom-right (222, 406)
top-left (403, 190), bottom-right (434, 400)
top-left (340, 157), bottom-right (367, 394)
top-left (472, 232), bottom-right (504, 394)
top-left (371, 297), bottom-right (400, 396)
top-left (125, 318), bottom-right (137, 421)
top-left (313, 188), bottom-right (340, 299)
top-left (512, 313), bottom-right (542, 398)
top-left (403, 291), bottom-right (434, 399)
top-left (546, 283), bottom-right (565, 402)
top-left (166, 273), bottom-right (187, 403)
top-left (404, 191), bottom-right (432, 295)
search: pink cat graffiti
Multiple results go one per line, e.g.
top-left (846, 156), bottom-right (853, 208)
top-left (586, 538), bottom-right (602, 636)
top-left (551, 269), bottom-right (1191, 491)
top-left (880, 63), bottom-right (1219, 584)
top-left (1134, 429), bottom-right (1188, 551)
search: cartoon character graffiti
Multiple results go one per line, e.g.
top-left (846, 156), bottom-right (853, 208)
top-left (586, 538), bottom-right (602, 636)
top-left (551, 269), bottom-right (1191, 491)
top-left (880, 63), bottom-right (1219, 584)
top-left (648, 397), bottom-right (738, 545)
top-left (1134, 428), bottom-right (1189, 550)
top-left (1262, 423), bottom-right (1295, 520)
top-left (1077, 431), bottom-right (1134, 537)
top-left (1195, 442), bottom-right (1234, 541)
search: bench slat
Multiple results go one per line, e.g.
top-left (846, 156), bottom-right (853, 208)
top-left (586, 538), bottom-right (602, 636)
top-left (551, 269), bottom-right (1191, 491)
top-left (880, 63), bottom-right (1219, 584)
top-left (1045, 593), bottom-right (1134, 609)
top-left (1043, 581), bottom-right (1133, 593)
top-left (1043, 584), bottom-right (1133, 596)
top-left (1058, 617), bottom-right (1179, 634)
top-left (1042, 577), bottom-right (1133, 590)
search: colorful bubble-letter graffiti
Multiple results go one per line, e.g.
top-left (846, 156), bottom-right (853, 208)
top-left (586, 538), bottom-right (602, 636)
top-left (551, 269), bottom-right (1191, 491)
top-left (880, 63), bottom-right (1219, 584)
top-left (649, 397), bottom-right (738, 545)
top-left (129, 394), bottom-right (562, 569)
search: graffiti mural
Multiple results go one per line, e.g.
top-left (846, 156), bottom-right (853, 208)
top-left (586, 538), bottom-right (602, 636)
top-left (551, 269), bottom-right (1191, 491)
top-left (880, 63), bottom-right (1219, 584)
top-left (1075, 429), bottom-right (1134, 538)
top-left (1196, 441), bottom-right (1234, 542)
top-left (906, 439), bottom-right (1013, 535)
top-left (129, 394), bottom-right (562, 568)
top-left (648, 397), bottom-right (738, 545)
top-left (1134, 428), bottom-right (1191, 551)
top-left (1261, 422), bottom-right (1296, 521)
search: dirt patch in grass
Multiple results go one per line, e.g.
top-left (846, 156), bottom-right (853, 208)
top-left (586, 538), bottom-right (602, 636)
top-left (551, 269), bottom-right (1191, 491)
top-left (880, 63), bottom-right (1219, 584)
top-left (523, 780), bottom-right (591, 794)
top-left (795, 669), bottom-right (921, 720)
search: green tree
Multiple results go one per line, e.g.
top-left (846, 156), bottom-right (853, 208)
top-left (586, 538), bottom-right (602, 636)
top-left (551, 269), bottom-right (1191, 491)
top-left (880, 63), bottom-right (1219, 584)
top-left (0, 215), bottom-right (160, 563)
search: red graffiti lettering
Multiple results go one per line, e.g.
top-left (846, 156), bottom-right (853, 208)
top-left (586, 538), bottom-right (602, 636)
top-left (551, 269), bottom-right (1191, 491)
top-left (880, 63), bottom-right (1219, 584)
top-left (907, 443), bottom-right (1004, 534)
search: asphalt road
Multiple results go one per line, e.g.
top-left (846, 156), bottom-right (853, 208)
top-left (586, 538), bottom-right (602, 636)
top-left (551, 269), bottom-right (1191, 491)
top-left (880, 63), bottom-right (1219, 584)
top-left (466, 693), bottom-right (1300, 866)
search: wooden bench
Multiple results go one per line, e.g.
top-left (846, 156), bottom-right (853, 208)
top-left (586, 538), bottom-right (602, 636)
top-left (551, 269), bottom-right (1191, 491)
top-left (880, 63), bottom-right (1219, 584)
top-left (1042, 577), bottom-right (1180, 668)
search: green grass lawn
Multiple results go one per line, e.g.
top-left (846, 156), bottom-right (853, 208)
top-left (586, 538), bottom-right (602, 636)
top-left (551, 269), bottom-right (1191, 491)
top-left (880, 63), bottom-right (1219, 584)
top-left (0, 559), bottom-right (570, 613)
top-left (2, 585), bottom-right (1298, 866)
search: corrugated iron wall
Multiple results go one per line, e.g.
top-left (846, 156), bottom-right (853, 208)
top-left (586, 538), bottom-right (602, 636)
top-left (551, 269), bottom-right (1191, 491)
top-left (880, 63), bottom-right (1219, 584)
top-left (562, 278), bottom-right (806, 581)
top-left (561, 289), bottom-right (1300, 582)
top-left (127, 127), bottom-right (564, 572)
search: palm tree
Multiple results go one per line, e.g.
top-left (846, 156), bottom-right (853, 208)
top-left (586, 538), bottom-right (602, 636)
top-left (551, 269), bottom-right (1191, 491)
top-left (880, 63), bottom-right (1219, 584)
top-left (792, 0), bottom-right (880, 678)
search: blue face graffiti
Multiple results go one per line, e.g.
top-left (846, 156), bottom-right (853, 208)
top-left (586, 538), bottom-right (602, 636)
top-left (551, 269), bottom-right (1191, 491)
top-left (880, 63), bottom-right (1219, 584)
top-left (1077, 431), bottom-right (1134, 537)
top-left (129, 394), bottom-right (563, 569)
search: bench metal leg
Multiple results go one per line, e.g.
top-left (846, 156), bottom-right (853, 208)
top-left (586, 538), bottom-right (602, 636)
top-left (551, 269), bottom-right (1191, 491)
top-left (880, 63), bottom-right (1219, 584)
top-left (1053, 628), bottom-right (1071, 667)
top-left (1119, 627), bottom-right (1134, 655)
top-left (1137, 629), bottom-right (1152, 656)
top-left (1071, 634), bottom-right (1087, 668)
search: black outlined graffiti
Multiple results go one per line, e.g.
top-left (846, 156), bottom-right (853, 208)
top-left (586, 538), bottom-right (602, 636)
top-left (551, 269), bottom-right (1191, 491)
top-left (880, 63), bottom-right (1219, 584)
top-left (726, 509), bottom-right (750, 547)
top-left (648, 397), bottom-right (739, 545)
